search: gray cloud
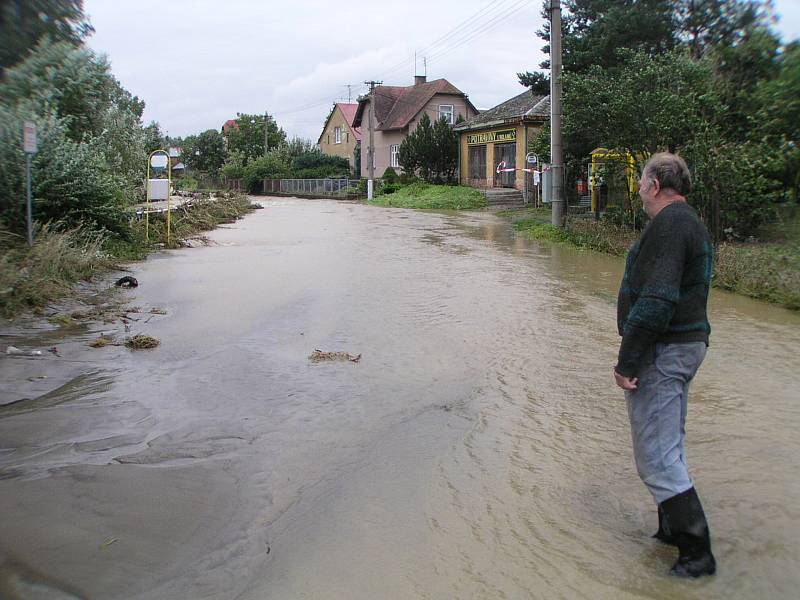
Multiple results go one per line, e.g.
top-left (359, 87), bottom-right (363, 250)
top-left (83, 0), bottom-right (799, 141)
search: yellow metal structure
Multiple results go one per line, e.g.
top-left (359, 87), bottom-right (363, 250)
top-left (146, 149), bottom-right (172, 245)
top-left (589, 147), bottom-right (638, 212)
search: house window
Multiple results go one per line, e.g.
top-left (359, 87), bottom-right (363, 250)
top-left (390, 144), bottom-right (400, 168)
top-left (334, 126), bottom-right (342, 144)
top-left (438, 104), bottom-right (454, 125)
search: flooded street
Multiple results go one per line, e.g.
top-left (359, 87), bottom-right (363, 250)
top-left (2, 197), bottom-right (799, 599)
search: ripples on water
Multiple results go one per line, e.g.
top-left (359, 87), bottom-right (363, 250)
top-left (1, 199), bottom-right (798, 599)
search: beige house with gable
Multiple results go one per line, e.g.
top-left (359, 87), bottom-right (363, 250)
top-left (318, 103), bottom-right (361, 171)
top-left (352, 76), bottom-right (478, 177)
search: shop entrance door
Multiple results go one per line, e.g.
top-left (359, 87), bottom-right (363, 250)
top-left (494, 143), bottom-right (516, 188)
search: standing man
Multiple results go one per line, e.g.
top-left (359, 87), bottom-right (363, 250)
top-left (614, 153), bottom-right (716, 577)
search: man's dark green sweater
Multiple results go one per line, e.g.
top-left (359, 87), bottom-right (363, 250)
top-left (616, 201), bottom-right (713, 378)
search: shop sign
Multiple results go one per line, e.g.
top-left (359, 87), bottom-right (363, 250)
top-left (467, 129), bottom-right (516, 145)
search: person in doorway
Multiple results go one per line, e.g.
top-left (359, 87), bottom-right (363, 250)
top-left (613, 152), bottom-right (716, 578)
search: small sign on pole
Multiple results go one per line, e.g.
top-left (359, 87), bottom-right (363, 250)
top-left (23, 121), bottom-right (37, 246)
top-left (24, 121), bottom-right (38, 154)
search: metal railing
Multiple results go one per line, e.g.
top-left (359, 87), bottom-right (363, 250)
top-left (263, 178), bottom-right (358, 198)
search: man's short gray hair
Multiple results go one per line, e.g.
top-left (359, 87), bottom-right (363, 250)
top-left (643, 152), bottom-right (692, 195)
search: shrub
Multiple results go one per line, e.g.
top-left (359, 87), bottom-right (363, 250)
top-left (290, 150), bottom-right (350, 178)
top-left (370, 183), bottom-right (486, 209)
top-left (0, 108), bottom-right (128, 236)
top-left (381, 166), bottom-right (399, 182)
top-left (0, 223), bottom-right (114, 317)
top-left (243, 152), bottom-right (290, 193)
top-left (175, 176), bottom-right (199, 192)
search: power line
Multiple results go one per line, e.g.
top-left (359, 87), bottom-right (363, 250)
top-left (376, 0), bottom-right (529, 82)
top-left (375, 0), bottom-right (515, 82)
top-left (426, 0), bottom-right (533, 65)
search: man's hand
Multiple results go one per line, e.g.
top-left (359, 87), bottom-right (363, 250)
top-left (614, 368), bottom-right (638, 391)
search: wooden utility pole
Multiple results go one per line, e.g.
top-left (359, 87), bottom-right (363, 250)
top-left (264, 111), bottom-right (269, 156)
top-left (364, 80), bottom-right (382, 199)
top-left (549, 0), bottom-right (565, 227)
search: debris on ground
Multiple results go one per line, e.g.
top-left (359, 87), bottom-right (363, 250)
top-left (47, 347), bottom-right (60, 356)
top-left (308, 349), bottom-right (361, 363)
top-left (99, 537), bottom-right (118, 549)
top-left (88, 336), bottom-right (114, 348)
top-left (114, 276), bottom-right (138, 288)
top-left (124, 334), bottom-right (159, 350)
top-left (5, 346), bottom-right (43, 357)
top-left (47, 314), bottom-right (75, 327)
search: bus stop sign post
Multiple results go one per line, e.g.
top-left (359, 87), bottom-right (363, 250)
top-left (23, 121), bottom-right (37, 246)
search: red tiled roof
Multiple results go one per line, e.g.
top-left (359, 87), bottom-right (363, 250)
top-left (353, 79), bottom-right (474, 131)
top-left (222, 119), bottom-right (239, 132)
top-left (337, 103), bottom-right (362, 141)
top-left (317, 103), bottom-right (362, 143)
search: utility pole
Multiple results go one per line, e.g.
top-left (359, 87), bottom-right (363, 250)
top-left (264, 111), bottom-right (269, 155)
top-left (364, 80), bottom-right (382, 199)
top-left (549, 0), bottom-right (565, 227)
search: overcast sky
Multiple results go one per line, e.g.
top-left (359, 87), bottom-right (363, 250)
top-left (83, 0), bottom-right (800, 142)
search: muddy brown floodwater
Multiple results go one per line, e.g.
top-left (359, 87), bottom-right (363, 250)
top-left (1, 197), bottom-right (799, 599)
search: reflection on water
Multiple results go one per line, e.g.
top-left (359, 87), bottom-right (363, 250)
top-left (1, 198), bottom-right (798, 599)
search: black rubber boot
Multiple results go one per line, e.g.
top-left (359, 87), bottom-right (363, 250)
top-left (661, 487), bottom-right (716, 577)
top-left (652, 504), bottom-right (676, 546)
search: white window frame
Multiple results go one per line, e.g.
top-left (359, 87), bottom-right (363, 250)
top-left (334, 126), bottom-right (342, 144)
top-left (438, 104), bottom-right (454, 125)
top-left (390, 144), bottom-right (400, 168)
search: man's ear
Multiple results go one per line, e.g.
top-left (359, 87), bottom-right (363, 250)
top-left (650, 178), bottom-right (660, 194)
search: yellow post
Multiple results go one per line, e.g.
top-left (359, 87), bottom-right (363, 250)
top-left (166, 153), bottom-right (172, 246)
top-left (147, 149), bottom-right (171, 245)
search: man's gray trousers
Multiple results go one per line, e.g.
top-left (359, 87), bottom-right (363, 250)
top-left (625, 342), bottom-right (707, 504)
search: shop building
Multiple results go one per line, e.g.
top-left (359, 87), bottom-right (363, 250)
top-left (454, 91), bottom-right (549, 190)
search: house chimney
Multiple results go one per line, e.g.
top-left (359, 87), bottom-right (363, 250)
top-left (414, 75), bottom-right (426, 86)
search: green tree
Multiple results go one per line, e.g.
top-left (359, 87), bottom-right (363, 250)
top-left (221, 149), bottom-right (247, 180)
top-left (710, 26), bottom-right (781, 141)
top-left (289, 150), bottom-right (350, 178)
top-left (0, 107), bottom-right (125, 234)
top-left (242, 151), bottom-right (290, 193)
top-left (562, 49), bottom-right (713, 165)
top-left (0, 38), bottom-right (144, 142)
top-left (143, 121), bottom-right (165, 154)
top-left (674, 0), bottom-right (767, 59)
top-left (518, 0), bottom-right (774, 88)
top-left (398, 114), bottom-right (458, 183)
top-left (224, 113), bottom-right (286, 161)
top-left (0, 38), bottom-right (153, 234)
top-left (519, 0), bottom-right (676, 89)
top-left (181, 129), bottom-right (226, 176)
top-left (753, 41), bottom-right (800, 203)
top-left (0, 0), bottom-right (93, 74)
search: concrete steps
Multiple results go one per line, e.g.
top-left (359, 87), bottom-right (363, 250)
top-left (484, 188), bottom-right (524, 208)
